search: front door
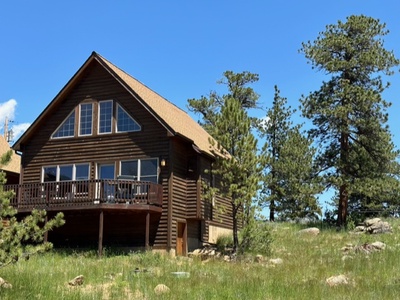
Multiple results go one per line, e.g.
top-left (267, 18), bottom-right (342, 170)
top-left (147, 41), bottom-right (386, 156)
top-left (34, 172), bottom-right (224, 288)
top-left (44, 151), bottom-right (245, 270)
top-left (176, 222), bottom-right (187, 256)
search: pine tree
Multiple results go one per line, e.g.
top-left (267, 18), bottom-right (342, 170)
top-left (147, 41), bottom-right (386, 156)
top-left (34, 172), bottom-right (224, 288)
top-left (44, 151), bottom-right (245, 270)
top-left (188, 71), bottom-right (263, 253)
top-left (260, 86), bottom-right (322, 221)
top-left (0, 151), bottom-right (64, 268)
top-left (300, 15), bottom-right (400, 227)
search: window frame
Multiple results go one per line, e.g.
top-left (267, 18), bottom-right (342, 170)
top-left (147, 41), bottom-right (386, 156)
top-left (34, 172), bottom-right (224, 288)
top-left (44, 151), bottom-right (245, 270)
top-left (42, 163), bottom-right (90, 182)
top-left (98, 100), bottom-right (113, 135)
top-left (78, 103), bottom-right (93, 136)
top-left (120, 158), bottom-right (159, 183)
top-left (116, 103), bottom-right (141, 133)
top-left (51, 111), bottom-right (76, 139)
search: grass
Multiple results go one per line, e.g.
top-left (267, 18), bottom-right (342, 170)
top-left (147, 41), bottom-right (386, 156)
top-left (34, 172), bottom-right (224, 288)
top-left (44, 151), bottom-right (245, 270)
top-left (1, 219), bottom-right (400, 299)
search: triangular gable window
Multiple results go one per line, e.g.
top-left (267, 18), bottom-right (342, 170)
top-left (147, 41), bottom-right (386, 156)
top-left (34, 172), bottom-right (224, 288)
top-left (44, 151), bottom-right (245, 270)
top-left (52, 111), bottom-right (75, 138)
top-left (116, 104), bottom-right (141, 132)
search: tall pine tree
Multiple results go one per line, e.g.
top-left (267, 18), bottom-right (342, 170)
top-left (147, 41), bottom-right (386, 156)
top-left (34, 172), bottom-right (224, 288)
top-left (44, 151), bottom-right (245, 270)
top-left (260, 86), bottom-right (322, 221)
top-left (300, 15), bottom-right (400, 227)
top-left (188, 71), bottom-right (263, 253)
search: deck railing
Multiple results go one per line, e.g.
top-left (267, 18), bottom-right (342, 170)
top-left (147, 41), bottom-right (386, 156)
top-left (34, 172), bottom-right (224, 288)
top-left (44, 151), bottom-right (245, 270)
top-left (4, 179), bottom-right (163, 210)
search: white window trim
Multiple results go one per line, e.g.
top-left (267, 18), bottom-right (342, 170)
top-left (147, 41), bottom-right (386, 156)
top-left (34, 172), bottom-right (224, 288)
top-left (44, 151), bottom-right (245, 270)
top-left (78, 103), bottom-right (93, 137)
top-left (42, 164), bottom-right (90, 182)
top-left (51, 111), bottom-right (75, 139)
top-left (98, 100), bottom-right (114, 135)
top-left (119, 158), bottom-right (159, 182)
top-left (116, 103), bottom-right (141, 133)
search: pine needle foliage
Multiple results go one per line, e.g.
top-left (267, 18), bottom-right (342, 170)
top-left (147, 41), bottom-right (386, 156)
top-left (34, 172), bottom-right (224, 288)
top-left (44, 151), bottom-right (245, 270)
top-left (188, 71), bottom-right (264, 253)
top-left (0, 150), bottom-right (65, 269)
top-left (300, 15), bottom-right (400, 227)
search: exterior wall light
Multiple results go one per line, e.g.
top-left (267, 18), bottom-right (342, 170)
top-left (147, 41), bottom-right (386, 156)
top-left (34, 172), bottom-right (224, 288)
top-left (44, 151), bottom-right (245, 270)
top-left (160, 158), bottom-right (166, 167)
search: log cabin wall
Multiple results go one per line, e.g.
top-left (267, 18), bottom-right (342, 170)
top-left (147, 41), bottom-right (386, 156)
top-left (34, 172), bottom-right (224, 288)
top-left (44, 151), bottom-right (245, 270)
top-left (18, 60), bottom-right (170, 249)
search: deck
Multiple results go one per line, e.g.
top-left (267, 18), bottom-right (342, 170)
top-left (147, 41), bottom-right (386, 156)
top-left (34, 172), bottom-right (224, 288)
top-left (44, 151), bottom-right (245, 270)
top-left (4, 179), bottom-right (163, 213)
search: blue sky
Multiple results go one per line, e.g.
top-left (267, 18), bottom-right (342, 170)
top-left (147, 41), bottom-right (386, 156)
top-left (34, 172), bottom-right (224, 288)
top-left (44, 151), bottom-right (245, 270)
top-left (1, 1), bottom-right (400, 212)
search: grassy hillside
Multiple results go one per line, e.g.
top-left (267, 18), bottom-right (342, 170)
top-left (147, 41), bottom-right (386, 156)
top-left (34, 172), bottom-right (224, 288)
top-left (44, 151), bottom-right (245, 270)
top-left (0, 219), bottom-right (399, 299)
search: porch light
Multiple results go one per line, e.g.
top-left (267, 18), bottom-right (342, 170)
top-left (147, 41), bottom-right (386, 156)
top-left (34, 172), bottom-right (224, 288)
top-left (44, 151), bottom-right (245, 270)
top-left (160, 158), bottom-right (166, 167)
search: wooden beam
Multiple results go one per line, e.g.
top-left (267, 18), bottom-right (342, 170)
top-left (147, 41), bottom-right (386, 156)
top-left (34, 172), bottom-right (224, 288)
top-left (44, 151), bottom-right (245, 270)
top-left (98, 210), bottom-right (104, 257)
top-left (145, 212), bottom-right (150, 250)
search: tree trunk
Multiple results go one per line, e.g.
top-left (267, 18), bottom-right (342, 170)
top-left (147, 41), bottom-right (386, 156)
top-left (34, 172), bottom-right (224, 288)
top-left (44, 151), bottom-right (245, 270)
top-left (269, 199), bottom-right (275, 221)
top-left (337, 184), bottom-right (348, 227)
top-left (232, 204), bottom-right (239, 254)
top-left (337, 131), bottom-right (349, 227)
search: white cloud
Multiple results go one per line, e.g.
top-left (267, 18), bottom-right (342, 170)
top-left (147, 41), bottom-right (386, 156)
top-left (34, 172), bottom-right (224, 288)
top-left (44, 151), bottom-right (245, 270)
top-left (0, 99), bottom-right (31, 142)
top-left (11, 123), bottom-right (31, 140)
top-left (0, 99), bottom-right (17, 126)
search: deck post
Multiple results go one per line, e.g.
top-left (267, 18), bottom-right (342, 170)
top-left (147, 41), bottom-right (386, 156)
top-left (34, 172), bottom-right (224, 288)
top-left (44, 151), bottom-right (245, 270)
top-left (98, 210), bottom-right (104, 257)
top-left (145, 212), bottom-right (150, 250)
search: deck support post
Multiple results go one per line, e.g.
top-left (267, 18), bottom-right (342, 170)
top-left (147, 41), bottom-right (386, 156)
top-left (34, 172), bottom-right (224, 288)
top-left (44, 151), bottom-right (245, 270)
top-left (145, 212), bottom-right (150, 250)
top-left (98, 210), bottom-right (104, 257)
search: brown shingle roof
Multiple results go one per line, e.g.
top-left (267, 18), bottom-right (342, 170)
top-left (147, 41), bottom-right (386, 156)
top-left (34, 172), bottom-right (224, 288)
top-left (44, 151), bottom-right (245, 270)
top-left (0, 135), bottom-right (20, 174)
top-left (95, 53), bottom-right (215, 156)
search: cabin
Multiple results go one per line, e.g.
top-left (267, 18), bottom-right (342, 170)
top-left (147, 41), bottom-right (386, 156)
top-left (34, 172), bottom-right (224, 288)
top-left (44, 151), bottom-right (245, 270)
top-left (5, 52), bottom-right (233, 255)
top-left (0, 135), bottom-right (20, 184)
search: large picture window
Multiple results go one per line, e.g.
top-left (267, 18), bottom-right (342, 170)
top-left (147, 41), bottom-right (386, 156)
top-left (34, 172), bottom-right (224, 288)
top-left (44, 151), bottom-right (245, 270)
top-left (43, 164), bottom-right (90, 182)
top-left (120, 158), bottom-right (158, 183)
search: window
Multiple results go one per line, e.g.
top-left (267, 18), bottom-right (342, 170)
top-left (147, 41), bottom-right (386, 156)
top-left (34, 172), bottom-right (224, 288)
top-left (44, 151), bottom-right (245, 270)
top-left (79, 103), bottom-right (93, 136)
top-left (51, 100), bottom-right (141, 139)
top-left (42, 164), bottom-right (90, 182)
top-left (120, 158), bottom-right (158, 183)
top-left (99, 101), bottom-right (113, 134)
top-left (117, 104), bottom-right (141, 132)
top-left (52, 112), bottom-right (75, 138)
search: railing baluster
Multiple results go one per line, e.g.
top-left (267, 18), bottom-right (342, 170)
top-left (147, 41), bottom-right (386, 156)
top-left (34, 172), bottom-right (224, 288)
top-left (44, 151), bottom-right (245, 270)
top-left (4, 179), bottom-right (162, 209)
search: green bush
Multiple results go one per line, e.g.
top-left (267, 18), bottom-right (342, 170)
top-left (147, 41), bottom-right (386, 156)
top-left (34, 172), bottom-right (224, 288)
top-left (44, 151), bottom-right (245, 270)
top-left (239, 221), bottom-right (273, 256)
top-left (215, 234), bottom-right (233, 253)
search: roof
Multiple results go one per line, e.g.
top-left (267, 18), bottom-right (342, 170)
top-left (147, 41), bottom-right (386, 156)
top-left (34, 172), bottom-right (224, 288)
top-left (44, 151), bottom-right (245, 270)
top-left (13, 52), bottom-right (216, 156)
top-left (0, 135), bottom-right (20, 174)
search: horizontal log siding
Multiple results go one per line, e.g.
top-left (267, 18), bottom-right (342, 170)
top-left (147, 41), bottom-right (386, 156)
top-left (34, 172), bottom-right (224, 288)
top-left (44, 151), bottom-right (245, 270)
top-left (169, 138), bottom-right (189, 248)
top-left (19, 61), bottom-right (170, 249)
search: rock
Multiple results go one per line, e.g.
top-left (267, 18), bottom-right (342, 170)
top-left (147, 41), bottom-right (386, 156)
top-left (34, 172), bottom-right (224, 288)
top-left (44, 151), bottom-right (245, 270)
top-left (0, 277), bottom-right (12, 289)
top-left (269, 258), bottom-right (283, 265)
top-left (371, 241), bottom-right (386, 250)
top-left (68, 275), bottom-right (84, 286)
top-left (365, 218), bottom-right (381, 227)
top-left (352, 219), bottom-right (392, 235)
top-left (298, 227), bottom-right (320, 236)
top-left (326, 275), bottom-right (349, 287)
top-left (255, 255), bottom-right (263, 263)
top-left (154, 284), bottom-right (170, 295)
top-left (367, 221), bottom-right (392, 234)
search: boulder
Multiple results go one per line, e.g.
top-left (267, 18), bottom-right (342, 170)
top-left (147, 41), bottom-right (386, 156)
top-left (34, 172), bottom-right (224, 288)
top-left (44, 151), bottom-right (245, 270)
top-left (68, 275), bottom-right (84, 286)
top-left (326, 275), bottom-right (349, 287)
top-left (0, 277), bottom-right (12, 289)
top-left (154, 284), bottom-right (170, 295)
top-left (269, 258), bottom-right (283, 265)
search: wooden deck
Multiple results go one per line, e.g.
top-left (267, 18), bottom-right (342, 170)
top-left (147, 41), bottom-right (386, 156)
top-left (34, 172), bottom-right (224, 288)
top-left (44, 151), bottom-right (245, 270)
top-left (4, 179), bottom-right (163, 213)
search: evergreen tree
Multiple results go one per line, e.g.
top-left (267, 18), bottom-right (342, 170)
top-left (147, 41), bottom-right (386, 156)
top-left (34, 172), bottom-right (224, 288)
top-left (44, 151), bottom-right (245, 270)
top-left (260, 86), bottom-right (322, 221)
top-left (188, 71), bottom-right (263, 253)
top-left (300, 15), bottom-right (400, 227)
top-left (0, 151), bottom-right (64, 268)
top-left (188, 70), bottom-right (259, 132)
top-left (273, 128), bottom-right (322, 220)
